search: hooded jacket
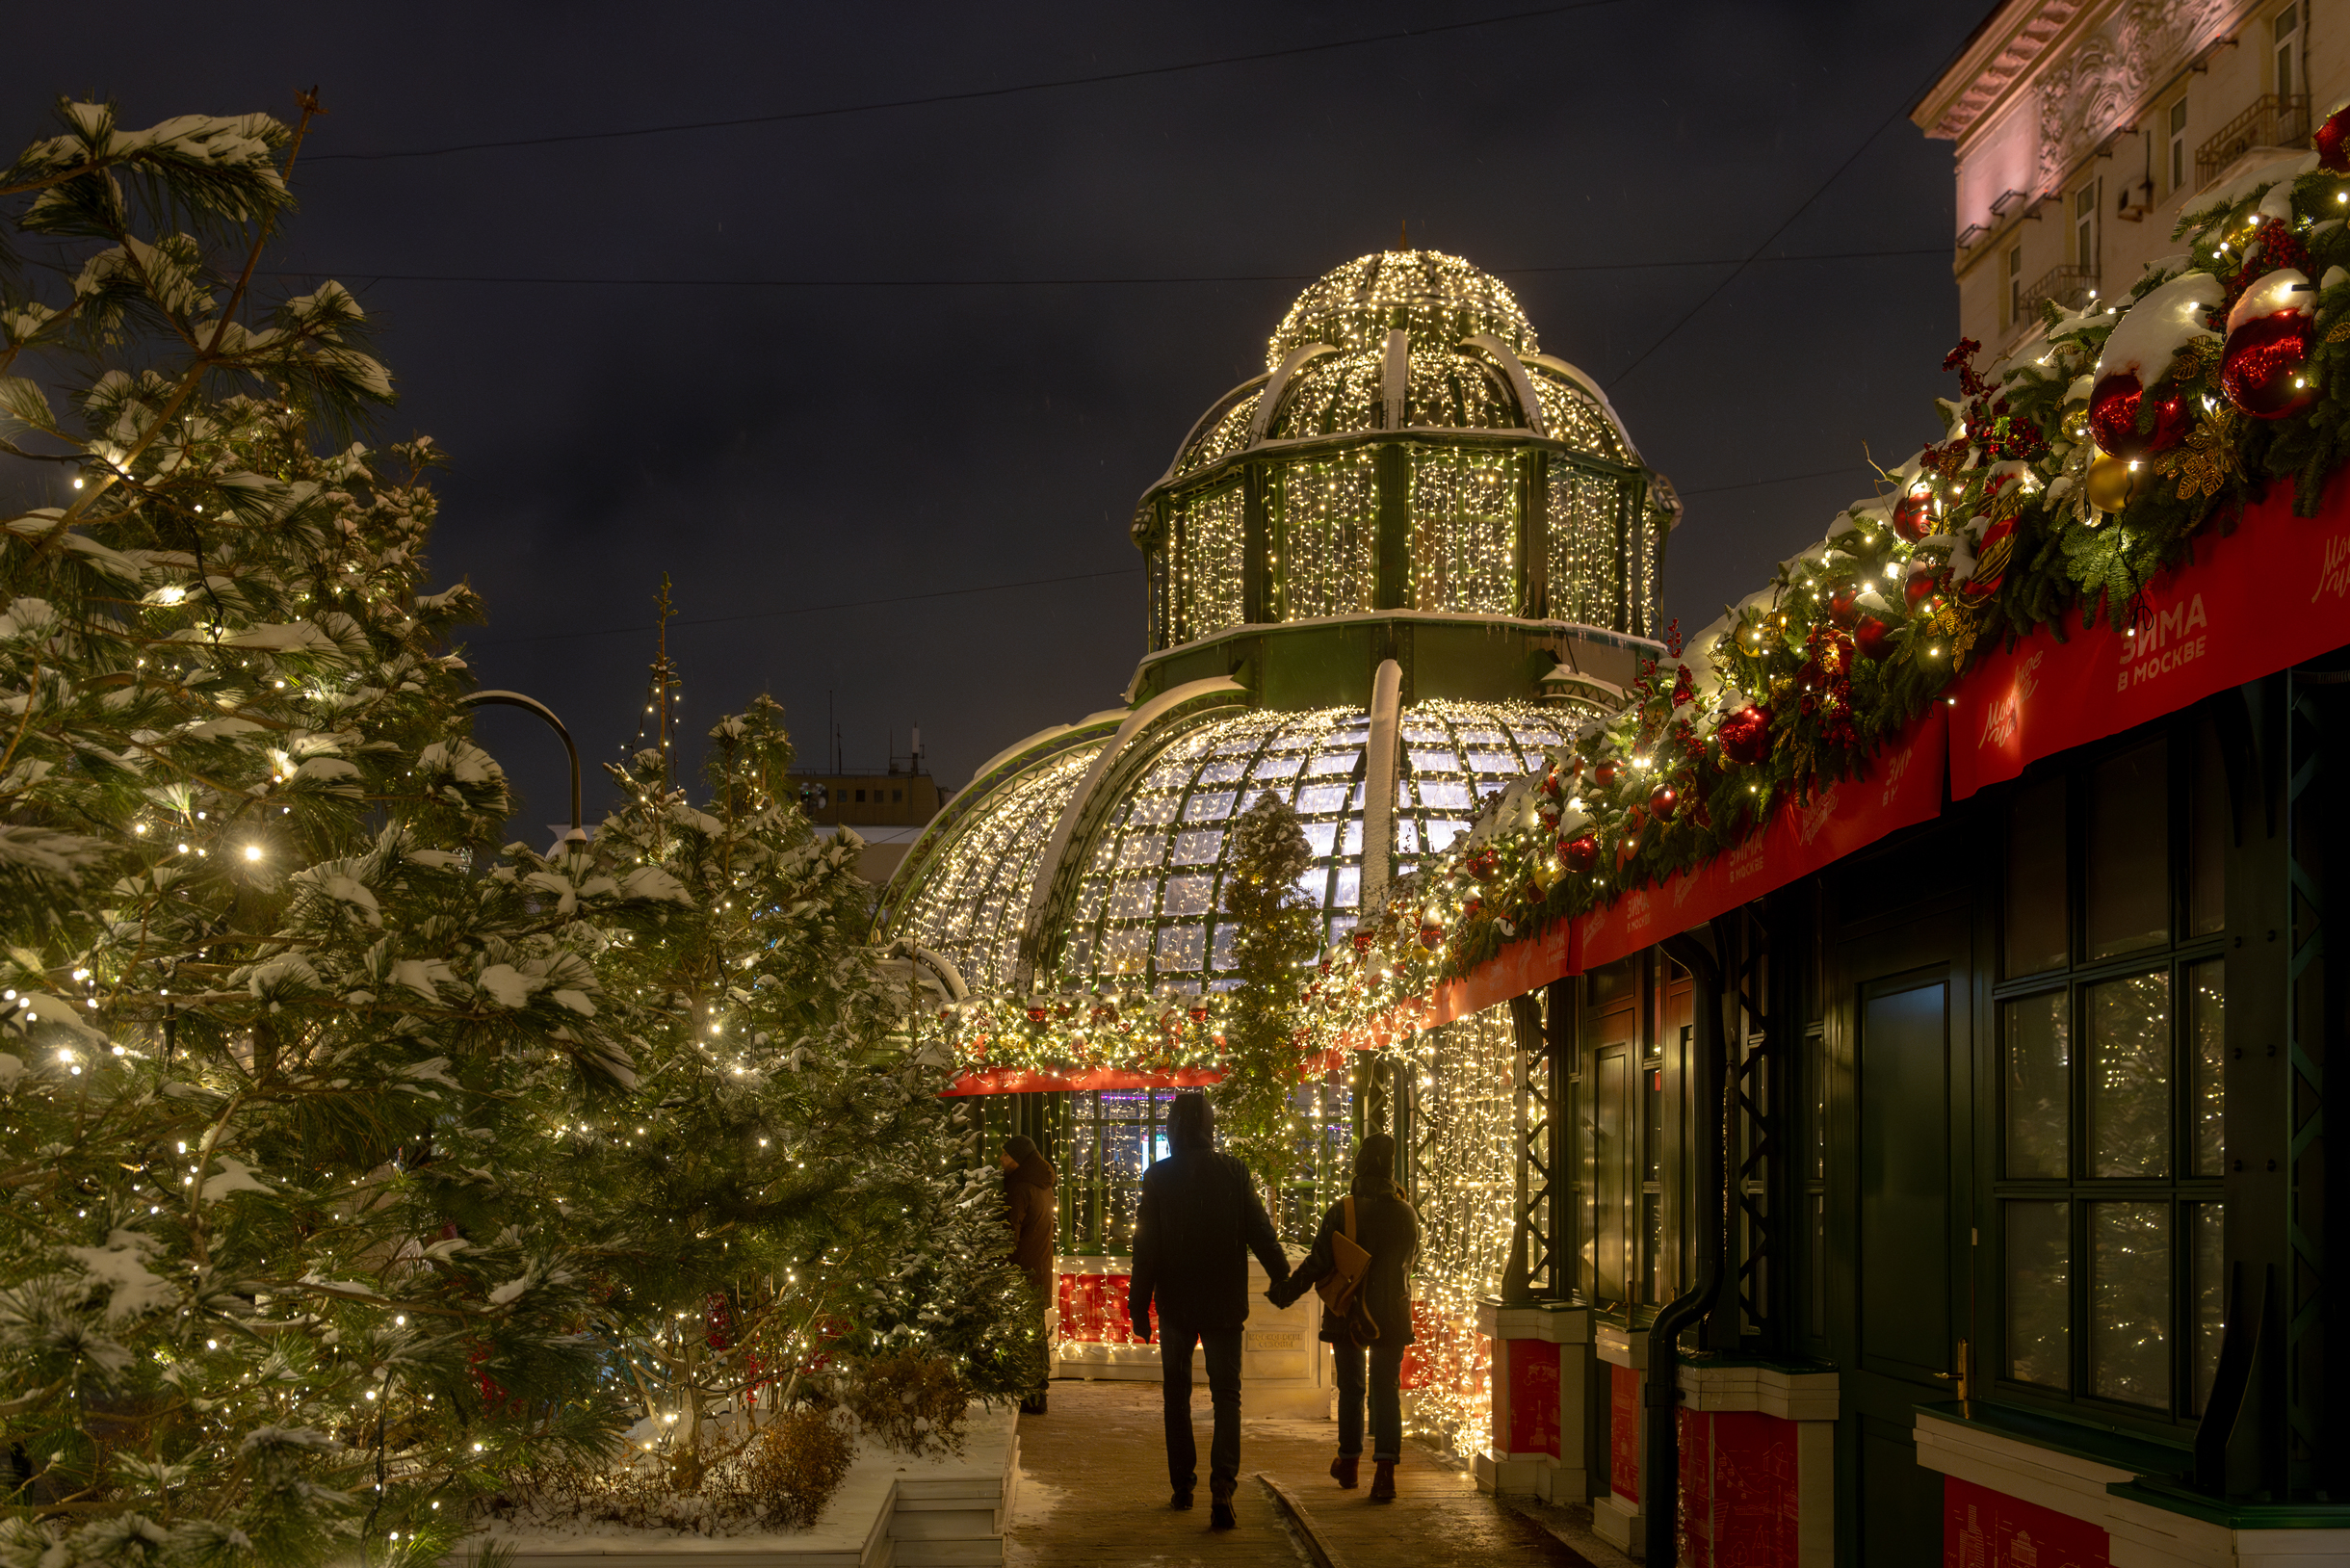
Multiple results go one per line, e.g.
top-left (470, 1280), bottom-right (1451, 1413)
top-left (1003, 1136), bottom-right (1058, 1294)
top-left (1127, 1093), bottom-right (1292, 1333)
top-left (1267, 1136), bottom-right (1419, 1346)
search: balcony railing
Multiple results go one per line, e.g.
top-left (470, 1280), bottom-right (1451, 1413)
top-left (2017, 264), bottom-right (2097, 327)
top-left (2197, 93), bottom-right (2311, 189)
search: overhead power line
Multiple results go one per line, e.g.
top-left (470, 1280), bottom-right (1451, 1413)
top-left (1674, 464), bottom-right (1870, 499)
top-left (471, 566), bottom-right (1147, 649)
top-left (1606, 28), bottom-right (1982, 385)
top-left (309, 2), bottom-right (1638, 164)
top-left (266, 248), bottom-right (1945, 291)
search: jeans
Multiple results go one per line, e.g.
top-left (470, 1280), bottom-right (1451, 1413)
top-left (1335, 1340), bottom-right (1405, 1462)
top-left (1157, 1322), bottom-right (1243, 1497)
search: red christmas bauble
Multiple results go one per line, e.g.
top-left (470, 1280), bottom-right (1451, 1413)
top-left (2319, 102), bottom-right (2350, 171)
top-left (2087, 372), bottom-right (2192, 458)
top-left (2222, 270), bottom-right (2319, 419)
top-left (1649, 782), bottom-right (1679, 821)
top-left (1716, 703), bottom-right (1772, 765)
top-left (1827, 585), bottom-right (1861, 628)
top-left (1560, 834), bottom-right (1599, 873)
top-left (1027, 1006), bottom-right (1047, 1023)
top-left (1961, 514), bottom-right (2017, 602)
top-left (1892, 489), bottom-right (1933, 542)
top-left (1591, 760), bottom-right (1618, 789)
top-left (1188, 1004), bottom-right (1210, 1023)
top-left (1419, 924), bottom-right (1443, 951)
top-left (1853, 616), bottom-right (1895, 661)
top-left (1904, 570), bottom-right (1942, 609)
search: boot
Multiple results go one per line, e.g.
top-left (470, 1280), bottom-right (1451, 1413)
top-left (1370, 1459), bottom-right (1397, 1503)
top-left (1210, 1499), bottom-right (1238, 1529)
top-left (1170, 1489), bottom-right (1193, 1510)
top-left (1330, 1452), bottom-right (1359, 1489)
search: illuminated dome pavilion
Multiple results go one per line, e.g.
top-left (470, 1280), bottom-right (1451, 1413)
top-left (878, 249), bottom-right (1676, 1006)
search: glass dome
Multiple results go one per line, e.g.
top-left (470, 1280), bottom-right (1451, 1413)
top-left (1266, 250), bottom-right (1537, 364)
top-left (889, 700), bottom-right (1570, 998)
top-left (1134, 248), bottom-right (1677, 648)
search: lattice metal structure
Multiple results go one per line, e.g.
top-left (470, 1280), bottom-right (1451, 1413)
top-left (1721, 903), bottom-right (1784, 1348)
top-left (1501, 988), bottom-right (1562, 1302)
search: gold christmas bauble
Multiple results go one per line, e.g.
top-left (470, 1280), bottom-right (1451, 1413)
top-left (2084, 453), bottom-right (2148, 512)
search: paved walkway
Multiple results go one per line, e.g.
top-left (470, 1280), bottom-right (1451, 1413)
top-left (1007, 1379), bottom-right (1606, 1568)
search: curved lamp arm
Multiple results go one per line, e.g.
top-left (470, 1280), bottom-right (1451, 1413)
top-left (459, 689), bottom-right (587, 844)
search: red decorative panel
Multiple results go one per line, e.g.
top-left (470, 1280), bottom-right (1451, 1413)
top-left (1054, 1272), bottom-right (1140, 1344)
top-left (1505, 1337), bottom-right (1561, 1457)
top-left (1678, 1408), bottom-right (1798, 1568)
top-left (1945, 1476), bottom-right (2110, 1568)
top-left (1609, 1363), bottom-right (1639, 1502)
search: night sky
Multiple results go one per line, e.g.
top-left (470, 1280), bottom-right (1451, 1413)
top-left (4, 2), bottom-right (1985, 829)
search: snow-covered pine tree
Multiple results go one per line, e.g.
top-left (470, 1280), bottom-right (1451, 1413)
top-left (1212, 791), bottom-right (1323, 1229)
top-left (0, 99), bottom-right (664, 1566)
top-left (490, 689), bottom-right (1033, 1503)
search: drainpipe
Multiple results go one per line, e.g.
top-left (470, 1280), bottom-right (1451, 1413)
top-left (1644, 928), bottom-right (1729, 1567)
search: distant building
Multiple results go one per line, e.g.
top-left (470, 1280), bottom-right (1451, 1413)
top-left (1918, 0), bottom-right (2343, 353)
top-left (789, 733), bottom-right (943, 885)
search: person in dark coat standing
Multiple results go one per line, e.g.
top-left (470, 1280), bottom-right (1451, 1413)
top-left (1267, 1133), bottom-right (1419, 1502)
top-left (1002, 1135), bottom-right (1058, 1416)
top-left (1127, 1091), bottom-right (1292, 1529)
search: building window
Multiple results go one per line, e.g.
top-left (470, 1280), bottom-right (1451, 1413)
top-left (2276, 3), bottom-right (2301, 98)
top-left (1994, 720), bottom-right (2230, 1423)
top-left (2074, 181), bottom-right (2100, 275)
top-left (2168, 97), bottom-right (2189, 195)
top-left (1575, 954), bottom-right (1690, 1309)
top-left (2007, 245), bottom-right (2024, 326)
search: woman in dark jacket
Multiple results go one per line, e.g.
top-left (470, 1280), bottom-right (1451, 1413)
top-left (1002, 1135), bottom-right (1058, 1415)
top-left (1267, 1133), bottom-right (1419, 1502)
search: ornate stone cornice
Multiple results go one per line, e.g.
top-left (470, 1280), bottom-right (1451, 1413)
top-left (1914, 0), bottom-right (2090, 143)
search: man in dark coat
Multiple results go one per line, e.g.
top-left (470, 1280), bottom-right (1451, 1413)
top-left (1267, 1133), bottom-right (1419, 1501)
top-left (1127, 1091), bottom-right (1292, 1529)
top-left (1002, 1135), bottom-right (1057, 1416)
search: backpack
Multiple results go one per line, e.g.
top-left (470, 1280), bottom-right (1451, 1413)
top-left (1314, 1196), bottom-right (1378, 1347)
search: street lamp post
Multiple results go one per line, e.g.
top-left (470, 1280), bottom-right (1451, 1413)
top-left (459, 689), bottom-right (588, 847)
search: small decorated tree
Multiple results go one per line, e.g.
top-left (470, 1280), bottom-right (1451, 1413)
top-left (1211, 791), bottom-right (1323, 1227)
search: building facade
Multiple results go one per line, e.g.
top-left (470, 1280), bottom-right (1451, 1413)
top-left (1919, 0), bottom-right (2349, 354)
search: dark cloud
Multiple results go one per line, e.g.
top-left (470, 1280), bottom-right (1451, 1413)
top-left (1, 0), bottom-right (1974, 823)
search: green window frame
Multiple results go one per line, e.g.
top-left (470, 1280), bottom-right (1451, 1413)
top-left (1992, 719), bottom-right (2231, 1424)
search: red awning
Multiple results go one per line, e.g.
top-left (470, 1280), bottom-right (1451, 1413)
top-left (944, 1065), bottom-right (1225, 1096)
top-left (1950, 471), bottom-right (2350, 798)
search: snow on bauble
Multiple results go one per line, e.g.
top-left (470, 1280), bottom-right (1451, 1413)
top-left (2089, 271), bottom-right (2222, 457)
top-left (2221, 268), bottom-right (2319, 419)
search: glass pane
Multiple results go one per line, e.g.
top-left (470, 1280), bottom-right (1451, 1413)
top-left (2088, 973), bottom-right (2172, 1178)
top-left (2190, 959), bottom-right (2225, 1176)
top-left (2004, 1200), bottom-right (2071, 1389)
top-left (2090, 1201), bottom-right (2170, 1408)
top-left (2193, 1203), bottom-right (2226, 1416)
top-left (2003, 992), bottom-right (2071, 1178)
top-left (2188, 719), bottom-right (2228, 936)
top-left (2006, 774), bottom-right (2069, 975)
top-left (2086, 741), bottom-right (2169, 959)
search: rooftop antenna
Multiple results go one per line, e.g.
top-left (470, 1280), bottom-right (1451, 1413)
top-left (640, 575), bottom-right (680, 791)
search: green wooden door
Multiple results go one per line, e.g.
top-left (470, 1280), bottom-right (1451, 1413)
top-left (1829, 911), bottom-right (1975, 1564)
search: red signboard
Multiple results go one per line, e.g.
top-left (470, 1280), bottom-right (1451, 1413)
top-left (1678, 1408), bottom-right (1799, 1568)
top-left (1950, 473), bottom-right (2350, 799)
top-left (1578, 705), bottom-right (1949, 971)
top-left (1945, 1476), bottom-right (2110, 1568)
top-left (1505, 1337), bottom-right (1561, 1458)
top-left (1610, 1363), bottom-right (1640, 1502)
